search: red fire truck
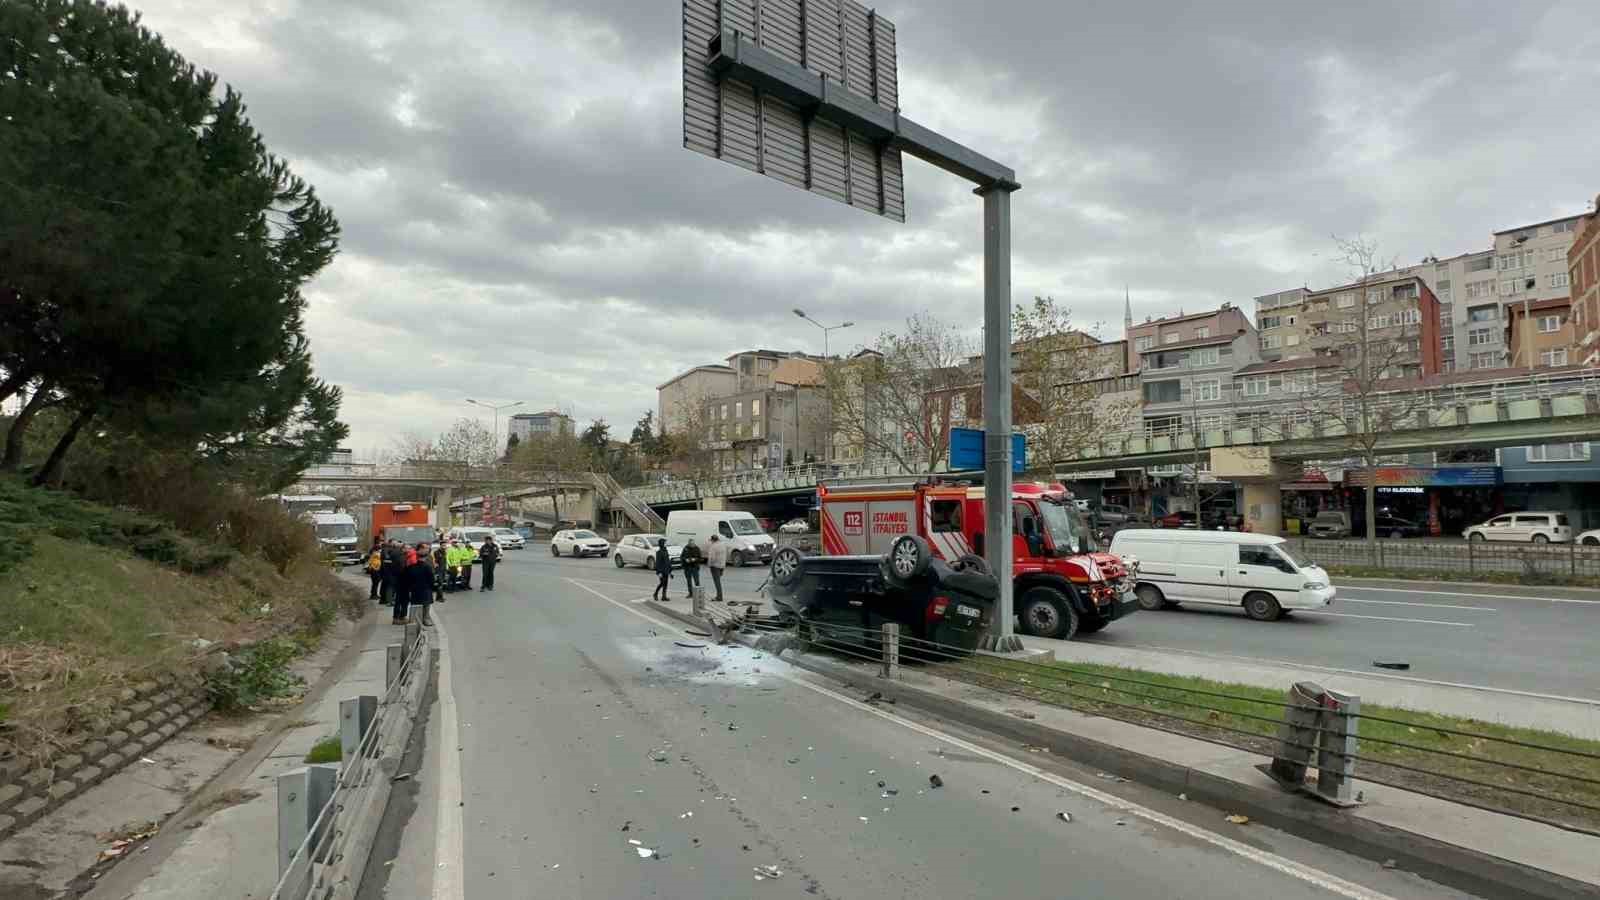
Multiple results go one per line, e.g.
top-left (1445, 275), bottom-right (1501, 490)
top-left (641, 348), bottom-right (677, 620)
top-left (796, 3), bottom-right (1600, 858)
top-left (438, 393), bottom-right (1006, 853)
top-left (816, 480), bottom-right (1139, 639)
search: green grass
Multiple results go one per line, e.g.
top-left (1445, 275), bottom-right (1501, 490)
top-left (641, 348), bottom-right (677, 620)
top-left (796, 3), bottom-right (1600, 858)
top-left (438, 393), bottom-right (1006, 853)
top-left (305, 735), bottom-right (342, 764)
top-left (0, 475), bottom-right (233, 576)
top-left (952, 656), bottom-right (1600, 830)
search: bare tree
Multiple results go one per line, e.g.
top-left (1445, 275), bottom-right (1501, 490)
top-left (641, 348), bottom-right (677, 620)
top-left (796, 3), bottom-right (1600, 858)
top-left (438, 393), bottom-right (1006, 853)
top-left (1298, 237), bottom-right (1431, 550)
top-left (822, 313), bottom-right (975, 472)
top-left (1012, 296), bottom-right (1138, 477)
top-left (507, 428), bottom-right (591, 524)
top-left (664, 394), bottom-right (721, 509)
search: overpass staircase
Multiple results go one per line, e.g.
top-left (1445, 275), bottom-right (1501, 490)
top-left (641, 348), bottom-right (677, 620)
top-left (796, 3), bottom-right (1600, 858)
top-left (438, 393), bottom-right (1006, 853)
top-left (594, 472), bottom-right (666, 532)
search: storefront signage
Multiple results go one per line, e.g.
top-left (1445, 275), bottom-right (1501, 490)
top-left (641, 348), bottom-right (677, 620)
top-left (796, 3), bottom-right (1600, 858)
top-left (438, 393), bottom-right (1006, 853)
top-left (1347, 466), bottom-right (1502, 487)
top-left (1378, 486), bottom-right (1425, 494)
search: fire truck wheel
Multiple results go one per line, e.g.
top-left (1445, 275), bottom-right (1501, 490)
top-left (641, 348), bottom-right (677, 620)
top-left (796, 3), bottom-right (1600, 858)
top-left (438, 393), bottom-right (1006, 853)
top-left (952, 553), bottom-right (991, 576)
top-left (1019, 587), bottom-right (1078, 640)
top-left (887, 535), bottom-right (931, 582)
top-left (771, 547), bottom-right (804, 587)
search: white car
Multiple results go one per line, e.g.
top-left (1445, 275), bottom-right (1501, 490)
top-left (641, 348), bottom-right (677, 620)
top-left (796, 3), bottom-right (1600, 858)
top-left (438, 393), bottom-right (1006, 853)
top-left (491, 527), bottom-right (525, 550)
top-left (552, 528), bottom-right (611, 558)
top-left (778, 518), bottom-right (810, 534)
top-left (1579, 529), bottom-right (1600, 547)
top-left (1462, 512), bottom-right (1572, 544)
top-left (613, 534), bottom-right (683, 568)
top-left (445, 526), bottom-right (497, 557)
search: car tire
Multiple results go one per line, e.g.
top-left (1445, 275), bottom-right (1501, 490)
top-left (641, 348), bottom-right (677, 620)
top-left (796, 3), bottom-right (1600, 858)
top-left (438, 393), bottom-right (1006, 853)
top-left (1584, 537), bottom-right (1600, 547)
top-left (952, 553), bottom-right (991, 576)
top-left (731, 550), bottom-right (746, 568)
top-left (1134, 583), bottom-right (1165, 612)
top-left (887, 535), bottom-right (932, 582)
top-left (1532, 534), bottom-right (1549, 544)
top-left (1469, 532), bottom-right (1486, 543)
top-left (1244, 591), bottom-right (1283, 622)
top-left (771, 547), bottom-right (803, 587)
top-left (614, 554), bottom-right (625, 568)
top-left (551, 545), bottom-right (560, 556)
top-left (1018, 587), bottom-right (1078, 640)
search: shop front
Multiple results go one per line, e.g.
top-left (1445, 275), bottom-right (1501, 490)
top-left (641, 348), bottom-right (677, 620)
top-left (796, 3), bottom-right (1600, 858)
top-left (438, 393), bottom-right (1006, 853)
top-left (1344, 465), bottom-right (1502, 536)
top-left (1281, 467), bottom-right (1337, 534)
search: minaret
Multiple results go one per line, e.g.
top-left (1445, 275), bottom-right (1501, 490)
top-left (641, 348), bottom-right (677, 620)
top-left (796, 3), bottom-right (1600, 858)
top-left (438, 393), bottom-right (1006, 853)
top-left (1123, 285), bottom-right (1133, 337)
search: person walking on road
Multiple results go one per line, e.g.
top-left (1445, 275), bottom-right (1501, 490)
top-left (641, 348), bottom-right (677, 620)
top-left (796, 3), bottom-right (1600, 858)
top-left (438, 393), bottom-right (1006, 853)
top-left (651, 538), bottom-right (672, 602)
top-left (706, 534), bottom-right (728, 603)
top-left (680, 538), bottom-right (704, 600)
top-left (393, 547), bottom-right (418, 624)
top-left (409, 542), bottom-right (436, 626)
top-left (478, 533), bottom-right (501, 592)
top-left (365, 540), bottom-right (384, 601)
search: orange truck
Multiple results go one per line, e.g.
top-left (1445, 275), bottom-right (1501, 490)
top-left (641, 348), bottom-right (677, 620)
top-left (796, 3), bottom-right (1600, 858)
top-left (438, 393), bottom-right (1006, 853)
top-left (816, 479), bottom-right (1139, 640)
top-left (357, 502), bottom-right (434, 547)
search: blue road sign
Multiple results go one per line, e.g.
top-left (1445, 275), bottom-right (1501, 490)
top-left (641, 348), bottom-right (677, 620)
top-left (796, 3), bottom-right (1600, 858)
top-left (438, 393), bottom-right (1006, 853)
top-left (949, 428), bottom-right (1025, 474)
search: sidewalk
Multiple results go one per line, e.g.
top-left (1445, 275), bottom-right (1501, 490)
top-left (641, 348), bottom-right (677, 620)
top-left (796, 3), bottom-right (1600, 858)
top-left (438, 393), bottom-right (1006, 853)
top-left (80, 610), bottom-right (396, 900)
top-left (1024, 636), bottom-right (1600, 739)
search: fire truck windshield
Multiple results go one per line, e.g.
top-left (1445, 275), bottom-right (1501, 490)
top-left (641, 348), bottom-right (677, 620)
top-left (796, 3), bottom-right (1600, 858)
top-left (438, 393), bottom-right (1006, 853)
top-left (1037, 500), bottom-right (1084, 555)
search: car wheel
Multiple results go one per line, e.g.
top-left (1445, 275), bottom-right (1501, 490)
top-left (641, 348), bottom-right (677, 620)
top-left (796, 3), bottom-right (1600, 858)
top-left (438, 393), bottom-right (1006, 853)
top-left (952, 553), bottom-right (991, 576)
top-left (614, 554), bottom-right (626, 568)
top-left (1244, 591), bottom-right (1283, 622)
top-left (1584, 537), bottom-right (1600, 547)
top-left (551, 544), bottom-right (560, 556)
top-left (1532, 534), bottom-right (1549, 544)
top-left (1469, 532), bottom-right (1485, 543)
top-left (1389, 530), bottom-right (1404, 540)
top-left (1135, 584), bottom-right (1165, 612)
top-left (771, 547), bottom-right (803, 587)
top-left (730, 550), bottom-right (746, 568)
top-left (1018, 587), bottom-right (1078, 640)
top-left (887, 535), bottom-right (932, 582)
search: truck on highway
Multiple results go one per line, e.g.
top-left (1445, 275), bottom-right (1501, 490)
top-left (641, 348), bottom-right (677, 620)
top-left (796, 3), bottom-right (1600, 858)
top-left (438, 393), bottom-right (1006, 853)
top-left (814, 479), bottom-right (1139, 640)
top-left (357, 502), bottom-right (435, 548)
top-left (309, 510), bottom-right (363, 566)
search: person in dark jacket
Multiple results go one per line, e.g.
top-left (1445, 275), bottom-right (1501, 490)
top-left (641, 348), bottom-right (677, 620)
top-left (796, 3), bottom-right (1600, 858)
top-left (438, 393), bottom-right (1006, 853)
top-left (679, 538), bottom-right (704, 600)
top-left (393, 547), bottom-right (417, 624)
top-left (478, 534), bottom-right (501, 591)
top-left (651, 539), bottom-right (672, 602)
top-left (380, 539), bottom-right (406, 606)
top-left (409, 543), bottom-right (436, 626)
top-left (432, 543), bottom-right (448, 604)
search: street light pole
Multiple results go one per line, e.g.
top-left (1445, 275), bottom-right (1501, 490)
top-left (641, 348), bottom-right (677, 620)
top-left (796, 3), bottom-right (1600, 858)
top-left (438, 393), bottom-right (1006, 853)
top-left (794, 309), bottom-right (853, 462)
top-left (466, 398), bottom-right (525, 461)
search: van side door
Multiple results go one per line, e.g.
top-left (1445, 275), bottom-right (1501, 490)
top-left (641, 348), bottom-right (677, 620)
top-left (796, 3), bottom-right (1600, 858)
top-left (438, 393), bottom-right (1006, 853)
top-left (1231, 544), bottom-right (1303, 604)
top-left (1174, 541), bottom-right (1235, 606)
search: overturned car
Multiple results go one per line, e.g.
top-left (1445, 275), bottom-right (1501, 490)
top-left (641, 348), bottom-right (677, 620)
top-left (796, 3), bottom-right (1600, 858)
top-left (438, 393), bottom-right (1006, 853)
top-left (765, 535), bottom-right (997, 659)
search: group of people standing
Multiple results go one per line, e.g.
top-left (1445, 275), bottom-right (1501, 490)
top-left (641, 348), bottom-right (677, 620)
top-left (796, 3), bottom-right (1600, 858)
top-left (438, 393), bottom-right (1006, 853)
top-left (649, 534), bottom-right (729, 603)
top-left (364, 532), bottom-right (503, 627)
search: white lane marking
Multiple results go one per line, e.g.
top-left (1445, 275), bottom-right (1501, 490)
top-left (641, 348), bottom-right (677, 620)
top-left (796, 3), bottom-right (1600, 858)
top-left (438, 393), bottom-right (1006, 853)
top-left (566, 578), bottom-right (1401, 900)
top-left (1340, 585), bottom-right (1600, 604)
top-left (1301, 611), bottom-right (1474, 627)
top-left (1336, 598), bottom-right (1496, 612)
top-left (1087, 641), bottom-right (1600, 707)
top-left (431, 617), bottom-right (465, 900)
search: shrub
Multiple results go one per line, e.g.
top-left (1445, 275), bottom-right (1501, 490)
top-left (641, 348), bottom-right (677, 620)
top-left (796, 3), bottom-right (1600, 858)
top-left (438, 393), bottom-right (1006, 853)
top-left (206, 638), bottom-right (304, 712)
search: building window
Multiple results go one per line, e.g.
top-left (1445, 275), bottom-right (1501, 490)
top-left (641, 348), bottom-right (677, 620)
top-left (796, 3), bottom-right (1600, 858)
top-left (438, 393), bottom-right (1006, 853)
top-left (735, 401), bottom-right (743, 418)
top-left (1441, 359), bottom-right (1456, 373)
top-left (1283, 371), bottom-right (1312, 393)
top-left (737, 422), bottom-right (747, 438)
top-left (1335, 293), bottom-right (1356, 309)
top-left (1336, 320), bottom-right (1358, 334)
top-left (1467, 305), bottom-right (1497, 323)
top-left (1527, 442), bottom-right (1590, 462)
top-left (752, 420), bottom-right (761, 437)
top-left (1259, 315), bottom-right (1280, 329)
top-left (1134, 335), bottom-right (1155, 351)
top-left (1196, 325), bottom-right (1210, 338)
top-left (1260, 335), bottom-right (1281, 350)
top-left (721, 404), bottom-right (730, 419)
top-left (1500, 279), bottom-right (1519, 296)
top-left (1242, 376), bottom-right (1268, 398)
top-left (1441, 335), bottom-right (1455, 353)
top-left (1465, 280), bottom-right (1495, 299)
top-left (1366, 288), bottom-right (1383, 304)
top-left (1163, 333), bottom-right (1180, 345)
top-left (1468, 327), bottom-right (1497, 346)
top-left (1436, 279), bottom-right (1452, 296)
top-left (751, 399), bottom-right (761, 416)
top-left (1285, 333), bottom-right (1301, 347)
top-left (1548, 247), bottom-right (1567, 262)
top-left (1368, 314), bottom-right (1394, 330)
top-left (1541, 348), bottom-right (1569, 367)
top-left (950, 392), bottom-right (966, 421)
top-left (1400, 308), bottom-right (1422, 326)
top-left (1392, 283), bottom-right (1418, 300)
top-left (1498, 251), bottom-right (1533, 271)
top-left (1195, 379), bottom-right (1221, 402)
top-left (1468, 256), bottom-right (1494, 272)
top-left (1537, 315), bottom-right (1562, 333)
top-left (1142, 380), bottom-right (1181, 404)
top-left (1193, 347), bottom-right (1220, 366)
top-left (1470, 351), bottom-right (1501, 369)
top-left (1550, 272), bottom-right (1570, 289)
top-left (1553, 220), bottom-right (1578, 234)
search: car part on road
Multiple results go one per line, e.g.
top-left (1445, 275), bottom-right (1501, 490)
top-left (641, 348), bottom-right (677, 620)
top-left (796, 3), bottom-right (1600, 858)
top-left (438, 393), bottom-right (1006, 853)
top-left (1372, 661), bottom-right (1411, 670)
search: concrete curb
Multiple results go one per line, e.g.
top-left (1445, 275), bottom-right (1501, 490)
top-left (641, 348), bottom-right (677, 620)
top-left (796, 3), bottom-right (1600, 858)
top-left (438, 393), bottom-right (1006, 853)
top-left (639, 600), bottom-right (1594, 900)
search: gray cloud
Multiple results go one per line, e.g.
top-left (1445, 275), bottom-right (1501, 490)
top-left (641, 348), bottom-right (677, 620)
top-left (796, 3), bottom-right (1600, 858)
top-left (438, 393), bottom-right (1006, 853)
top-left (133, 0), bottom-right (1600, 452)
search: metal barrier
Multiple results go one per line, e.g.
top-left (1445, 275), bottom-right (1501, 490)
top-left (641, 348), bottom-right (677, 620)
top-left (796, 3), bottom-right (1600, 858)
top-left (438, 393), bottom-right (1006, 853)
top-left (738, 617), bottom-right (1600, 833)
top-left (1291, 536), bottom-right (1600, 580)
top-left (271, 625), bottom-right (430, 900)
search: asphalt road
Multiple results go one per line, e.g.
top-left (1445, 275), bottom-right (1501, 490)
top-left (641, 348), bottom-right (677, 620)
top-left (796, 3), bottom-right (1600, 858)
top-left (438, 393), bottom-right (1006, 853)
top-left (367, 550), bottom-right (1486, 899)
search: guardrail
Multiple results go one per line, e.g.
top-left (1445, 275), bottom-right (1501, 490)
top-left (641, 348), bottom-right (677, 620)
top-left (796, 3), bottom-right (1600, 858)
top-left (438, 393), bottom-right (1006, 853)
top-left (1289, 536), bottom-right (1600, 580)
top-left (270, 624), bottom-right (430, 900)
top-left (739, 618), bottom-right (1600, 833)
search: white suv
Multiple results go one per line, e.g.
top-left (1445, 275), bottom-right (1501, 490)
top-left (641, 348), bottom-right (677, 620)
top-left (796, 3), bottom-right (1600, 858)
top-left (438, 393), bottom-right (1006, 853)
top-left (1463, 512), bottom-right (1572, 544)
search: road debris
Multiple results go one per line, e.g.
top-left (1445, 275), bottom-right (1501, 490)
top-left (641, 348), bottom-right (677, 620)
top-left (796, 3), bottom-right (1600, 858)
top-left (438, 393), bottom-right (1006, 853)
top-left (1007, 708), bottom-right (1037, 720)
top-left (675, 641), bottom-right (708, 649)
top-left (787, 757), bottom-right (800, 764)
top-left (1010, 806), bottom-right (1021, 812)
top-left (858, 816), bottom-right (869, 823)
top-left (928, 774), bottom-right (943, 789)
top-left (635, 846), bottom-right (659, 859)
top-left (728, 723), bottom-right (740, 731)
top-left (1225, 814), bottom-right (1251, 825)
top-left (680, 811), bottom-right (694, 819)
top-left (1381, 859), bottom-right (1398, 870)
top-left (1056, 812), bottom-right (1072, 823)
top-left (753, 864), bottom-right (783, 880)
top-left (648, 749), bottom-right (670, 763)
top-left (685, 629), bottom-right (714, 638)
top-left (1177, 793), bottom-right (1187, 801)
top-left (588, 785), bottom-right (599, 793)
top-left (620, 821), bottom-right (632, 832)
top-left (1372, 661), bottom-right (1411, 670)
top-left (391, 773), bottom-right (413, 783)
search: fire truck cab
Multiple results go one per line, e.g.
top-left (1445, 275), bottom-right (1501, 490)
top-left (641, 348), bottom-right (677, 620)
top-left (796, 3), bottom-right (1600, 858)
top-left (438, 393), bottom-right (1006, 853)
top-left (817, 479), bottom-right (1139, 640)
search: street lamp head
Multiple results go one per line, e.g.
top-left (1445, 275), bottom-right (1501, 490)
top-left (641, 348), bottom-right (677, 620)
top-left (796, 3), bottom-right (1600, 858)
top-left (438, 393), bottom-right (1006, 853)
top-left (792, 308), bottom-right (808, 319)
top-left (465, 398), bottom-right (478, 405)
top-left (840, 321), bottom-right (855, 329)
top-left (509, 400), bottom-right (525, 408)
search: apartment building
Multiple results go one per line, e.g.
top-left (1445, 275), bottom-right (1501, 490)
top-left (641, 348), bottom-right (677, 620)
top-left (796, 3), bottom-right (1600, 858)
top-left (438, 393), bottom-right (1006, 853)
top-left (1568, 196), bottom-right (1600, 366)
top-left (1136, 322), bottom-right (1261, 434)
top-left (1254, 289), bottom-right (1307, 361)
top-left (657, 364), bottom-right (737, 435)
top-left (1506, 298), bottom-right (1576, 370)
top-left (506, 410), bottom-right (575, 442)
top-left (702, 382), bottom-right (829, 471)
top-left (1124, 304), bottom-right (1251, 373)
top-left (1296, 274), bottom-right (1444, 378)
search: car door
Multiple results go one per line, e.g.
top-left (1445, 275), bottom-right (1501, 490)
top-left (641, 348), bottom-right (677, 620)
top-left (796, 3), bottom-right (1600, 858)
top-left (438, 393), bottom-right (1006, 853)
top-left (1173, 541), bottom-right (1233, 606)
top-left (1232, 544), bottom-right (1303, 605)
top-left (1514, 514), bottom-right (1546, 542)
top-left (1481, 515), bottom-right (1514, 541)
top-left (554, 530), bottom-right (571, 553)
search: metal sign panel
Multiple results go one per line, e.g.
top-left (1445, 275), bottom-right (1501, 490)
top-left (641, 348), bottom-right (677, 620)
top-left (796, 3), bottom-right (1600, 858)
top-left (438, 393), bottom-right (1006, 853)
top-left (684, 0), bottom-right (905, 221)
top-left (949, 427), bottom-right (1026, 473)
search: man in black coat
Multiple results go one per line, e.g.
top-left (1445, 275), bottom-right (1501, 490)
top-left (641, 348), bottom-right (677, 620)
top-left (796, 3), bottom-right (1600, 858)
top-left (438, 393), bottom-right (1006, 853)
top-left (651, 538), bottom-right (672, 602)
top-left (478, 534), bottom-right (502, 591)
top-left (409, 543), bottom-right (436, 626)
top-left (380, 539), bottom-right (406, 606)
top-left (679, 538), bottom-right (704, 600)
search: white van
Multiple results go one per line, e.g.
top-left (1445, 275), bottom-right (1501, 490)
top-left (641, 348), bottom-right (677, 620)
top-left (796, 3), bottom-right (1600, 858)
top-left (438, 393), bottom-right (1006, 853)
top-left (1108, 529), bottom-right (1334, 622)
top-left (665, 510), bottom-right (775, 567)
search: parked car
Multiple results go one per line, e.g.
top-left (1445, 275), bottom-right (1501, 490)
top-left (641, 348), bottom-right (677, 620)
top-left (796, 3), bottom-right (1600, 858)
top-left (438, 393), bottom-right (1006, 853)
top-left (1307, 510), bottom-right (1351, 539)
top-left (491, 527), bottom-right (526, 550)
top-left (1154, 511), bottom-right (1199, 529)
top-left (665, 510), bottom-right (775, 567)
top-left (1579, 529), bottom-right (1600, 546)
top-left (613, 534), bottom-right (682, 568)
top-left (1110, 529), bottom-right (1335, 622)
top-left (1462, 512), bottom-right (1572, 544)
top-left (1096, 503), bottom-right (1133, 526)
top-left (779, 518), bottom-right (811, 534)
top-left (551, 528), bottom-right (612, 557)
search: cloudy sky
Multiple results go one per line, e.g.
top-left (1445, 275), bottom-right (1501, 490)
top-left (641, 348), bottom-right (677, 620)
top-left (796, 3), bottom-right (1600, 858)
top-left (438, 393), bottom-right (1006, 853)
top-left (131, 0), bottom-right (1600, 455)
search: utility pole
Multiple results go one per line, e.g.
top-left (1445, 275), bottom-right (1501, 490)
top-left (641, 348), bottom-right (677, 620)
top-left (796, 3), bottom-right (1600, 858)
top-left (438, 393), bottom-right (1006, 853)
top-left (466, 398), bottom-right (524, 462)
top-left (794, 309), bottom-right (853, 462)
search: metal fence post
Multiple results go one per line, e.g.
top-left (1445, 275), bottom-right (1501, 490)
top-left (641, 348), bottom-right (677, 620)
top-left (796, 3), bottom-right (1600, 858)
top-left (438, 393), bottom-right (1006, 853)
top-left (1468, 537), bottom-right (1475, 574)
top-left (880, 624), bottom-right (900, 679)
top-left (1268, 681), bottom-right (1324, 789)
top-left (1571, 538), bottom-right (1577, 577)
top-left (1316, 689), bottom-right (1360, 805)
top-left (277, 764), bottom-right (337, 877)
top-left (404, 621), bottom-right (422, 659)
top-left (385, 643), bottom-right (403, 689)
top-left (340, 695), bottom-right (378, 764)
